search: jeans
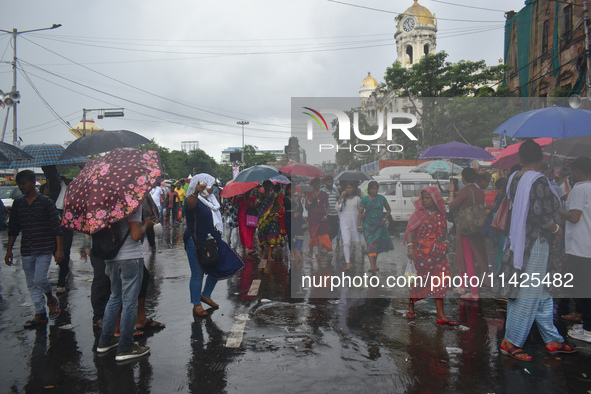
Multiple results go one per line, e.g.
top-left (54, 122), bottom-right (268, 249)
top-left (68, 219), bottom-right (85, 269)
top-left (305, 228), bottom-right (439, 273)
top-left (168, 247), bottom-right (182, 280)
top-left (22, 254), bottom-right (53, 315)
top-left (99, 258), bottom-right (144, 351)
top-left (185, 238), bottom-right (217, 305)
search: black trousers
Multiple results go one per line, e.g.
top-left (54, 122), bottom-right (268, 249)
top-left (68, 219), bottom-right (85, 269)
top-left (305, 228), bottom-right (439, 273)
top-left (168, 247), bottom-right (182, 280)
top-left (90, 254), bottom-right (110, 324)
top-left (57, 228), bottom-right (74, 287)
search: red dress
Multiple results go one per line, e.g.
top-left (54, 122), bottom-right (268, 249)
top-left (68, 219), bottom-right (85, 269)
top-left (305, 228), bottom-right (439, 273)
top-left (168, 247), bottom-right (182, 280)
top-left (237, 195), bottom-right (257, 249)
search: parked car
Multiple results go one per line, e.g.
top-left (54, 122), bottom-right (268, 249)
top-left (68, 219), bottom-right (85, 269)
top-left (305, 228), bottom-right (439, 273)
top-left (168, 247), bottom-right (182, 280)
top-left (0, 185), bottom-right (23, 209)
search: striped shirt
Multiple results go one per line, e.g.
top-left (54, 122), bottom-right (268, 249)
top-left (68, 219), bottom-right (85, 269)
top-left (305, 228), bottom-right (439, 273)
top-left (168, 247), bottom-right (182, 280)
top-left (321, 185), bottom-right (340, 216)
top-left (8, 194), bottom-right (63, 256)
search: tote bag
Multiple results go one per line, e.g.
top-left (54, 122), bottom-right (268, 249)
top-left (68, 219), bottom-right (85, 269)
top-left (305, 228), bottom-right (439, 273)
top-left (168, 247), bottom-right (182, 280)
top-left (491, 197), bottom-right (511, 235)
top-left (245, 208), bottom-right (259, 228)
top-left (455, 188), bottom-right (486, 236)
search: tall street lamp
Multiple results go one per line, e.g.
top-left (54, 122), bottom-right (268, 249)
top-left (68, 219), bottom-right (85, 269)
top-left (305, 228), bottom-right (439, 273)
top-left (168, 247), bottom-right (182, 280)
top-left (0, 24), bottom-right (62, 146)
top-left (237, 120), bottom-right (249, 164)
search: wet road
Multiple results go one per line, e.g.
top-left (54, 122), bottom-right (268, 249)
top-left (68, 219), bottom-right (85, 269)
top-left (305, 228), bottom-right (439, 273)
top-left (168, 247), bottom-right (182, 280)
top-left (0, 225), bottom-right (590, 393)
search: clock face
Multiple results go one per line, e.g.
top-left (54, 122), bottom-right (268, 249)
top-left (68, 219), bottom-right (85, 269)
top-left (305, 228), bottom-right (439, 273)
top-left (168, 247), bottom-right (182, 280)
top-left (402, 18), bottom-right (415, 32)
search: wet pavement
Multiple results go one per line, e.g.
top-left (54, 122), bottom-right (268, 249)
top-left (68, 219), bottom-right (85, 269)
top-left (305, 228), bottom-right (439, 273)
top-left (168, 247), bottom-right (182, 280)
top-left (1, 224), bottom-right (591, 393)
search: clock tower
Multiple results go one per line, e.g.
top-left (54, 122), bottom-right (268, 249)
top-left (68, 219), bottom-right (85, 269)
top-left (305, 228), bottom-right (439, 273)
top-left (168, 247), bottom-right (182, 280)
top-left (395, 0), bottom-right (437, 69)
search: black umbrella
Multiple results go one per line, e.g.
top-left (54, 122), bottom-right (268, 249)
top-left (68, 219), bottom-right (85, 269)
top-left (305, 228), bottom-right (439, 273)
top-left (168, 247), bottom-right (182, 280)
top-left (0, 141), bottom-right (34, 162)
top-left (59, 130), bottom-right (151, 160)
top-left (334, 170), bottom-right (373, 182)
top-left (542, 136), bottom-right (591, 158)
top-left (234, 165), bottom-right (279, 183)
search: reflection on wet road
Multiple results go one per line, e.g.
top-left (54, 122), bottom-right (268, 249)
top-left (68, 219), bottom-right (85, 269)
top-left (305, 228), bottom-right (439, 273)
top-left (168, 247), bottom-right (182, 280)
top-left (0, 225), bottom-right (590, 392)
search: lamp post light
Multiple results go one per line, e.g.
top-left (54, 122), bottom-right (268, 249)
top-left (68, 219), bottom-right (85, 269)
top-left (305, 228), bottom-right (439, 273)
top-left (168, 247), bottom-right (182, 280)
top-left (237, 120), bottom-right (249, 164)
top-left (0, 24), bottom-right (62, 146)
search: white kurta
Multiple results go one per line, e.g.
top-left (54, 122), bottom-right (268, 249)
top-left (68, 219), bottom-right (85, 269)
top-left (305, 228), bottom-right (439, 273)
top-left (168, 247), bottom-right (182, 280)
top-left (335, 196), bottom-right (361, 245)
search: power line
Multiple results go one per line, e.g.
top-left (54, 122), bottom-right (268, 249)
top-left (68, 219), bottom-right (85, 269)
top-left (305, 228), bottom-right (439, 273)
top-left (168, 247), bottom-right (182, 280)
top-left (429, 0), bottom-right (508, 13)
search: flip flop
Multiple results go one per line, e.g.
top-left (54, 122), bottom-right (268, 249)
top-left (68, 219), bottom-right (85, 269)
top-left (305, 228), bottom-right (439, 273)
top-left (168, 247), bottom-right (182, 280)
top-left (500, 344), bottom-right (533, 361)
top-left (436, 319), bottom-right (458, 326)
top-left (136, 318), bottom-right (166, 331)
top-left (546, 342), bottom-right (578, 355)
top-left (406, 312), bottom-right (416, 319)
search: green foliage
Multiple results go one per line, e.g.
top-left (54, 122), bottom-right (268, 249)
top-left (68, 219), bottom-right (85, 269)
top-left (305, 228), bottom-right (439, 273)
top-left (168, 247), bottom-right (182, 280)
top-left (139, 139), bottom-right (232, 182)
top-left (239, 144), bottom-right (277, 167)
top-left (383, 52), bottom-right (515, 149)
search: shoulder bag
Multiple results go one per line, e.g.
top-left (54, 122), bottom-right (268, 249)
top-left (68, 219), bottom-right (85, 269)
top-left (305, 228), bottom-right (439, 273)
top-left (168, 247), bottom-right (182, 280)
top-left (455, 187), bottom-right (487, 236)
top-left (245, 207), bottom-right (259, 228)
top-left (491, 197), bottom-right (511, 236)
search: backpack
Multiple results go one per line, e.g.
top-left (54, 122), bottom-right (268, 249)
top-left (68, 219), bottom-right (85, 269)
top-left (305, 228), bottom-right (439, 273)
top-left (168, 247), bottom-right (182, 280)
top-left (91, 221), bottom-right (131, 260)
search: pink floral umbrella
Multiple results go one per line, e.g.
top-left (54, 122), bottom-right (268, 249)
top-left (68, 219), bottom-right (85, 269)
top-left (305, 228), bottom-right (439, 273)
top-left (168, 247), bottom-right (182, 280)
top-left (62, 148), bottom-right (162, 234)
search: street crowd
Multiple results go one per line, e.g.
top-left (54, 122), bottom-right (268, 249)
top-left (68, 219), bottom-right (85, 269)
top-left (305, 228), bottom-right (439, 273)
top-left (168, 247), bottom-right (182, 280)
top-left (3, 138), bottom-right (591, 364)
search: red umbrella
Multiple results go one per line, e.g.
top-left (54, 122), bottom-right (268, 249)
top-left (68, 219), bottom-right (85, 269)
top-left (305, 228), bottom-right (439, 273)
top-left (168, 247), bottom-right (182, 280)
top-left (220, 179), bottom-right (258, 198)
top-left (279, 163), bottom-right (325, 178)
top-left (62, 148), bottom-right (162, 234)
top-left (490, 138), bottom-right (553, 170)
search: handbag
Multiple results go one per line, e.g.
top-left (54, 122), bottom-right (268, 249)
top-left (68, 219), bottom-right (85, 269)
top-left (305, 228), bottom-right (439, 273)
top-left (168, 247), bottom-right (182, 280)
top-left (245, 207), bottom-right (259, 228)
top-left (491, 197), bottom-right (511, 235)
top-left (195, 234), bottom-right (220, 268)
top-left (455, 187), bottom-right (487, 236)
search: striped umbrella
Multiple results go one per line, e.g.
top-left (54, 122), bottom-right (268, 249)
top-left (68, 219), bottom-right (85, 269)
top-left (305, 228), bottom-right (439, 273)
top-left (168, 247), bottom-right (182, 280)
top-left (269, 175), bottom-right (291, 184)
top-left (0, 144), bottom-right (90, 169)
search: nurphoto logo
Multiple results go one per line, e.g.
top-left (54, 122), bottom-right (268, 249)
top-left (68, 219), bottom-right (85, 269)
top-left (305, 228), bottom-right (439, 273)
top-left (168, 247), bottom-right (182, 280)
top-left (302, 106), bottom-right (419, 153)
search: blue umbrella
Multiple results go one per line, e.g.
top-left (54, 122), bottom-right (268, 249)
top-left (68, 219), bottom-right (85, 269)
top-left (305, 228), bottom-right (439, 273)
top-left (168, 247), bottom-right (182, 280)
top-left (234, 165), bottom-right (279, 183)
top-left (417, 141), bottom-right (494, 160)
top-left (411, 160), bottom-right (461, 176)
top-left (492, 106), bottom-right (591, 139)
top-left (0, 144), bottom-right (90, 169)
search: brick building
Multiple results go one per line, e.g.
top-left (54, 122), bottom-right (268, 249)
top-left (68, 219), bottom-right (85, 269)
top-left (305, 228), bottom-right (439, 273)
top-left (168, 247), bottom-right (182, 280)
top-left (503, 0), bottom-right (590, 98)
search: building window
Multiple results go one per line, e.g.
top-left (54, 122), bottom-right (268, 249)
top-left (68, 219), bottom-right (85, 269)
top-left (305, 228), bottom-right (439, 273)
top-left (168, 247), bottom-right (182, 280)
top-left (542, 20), bottom-right (549, 54)
top-left (424, 44), bottom-right (429, 56)
top-left (564, 5), bottom-right (573, 34)
top-left (406, 45), bottom-right (413, 65)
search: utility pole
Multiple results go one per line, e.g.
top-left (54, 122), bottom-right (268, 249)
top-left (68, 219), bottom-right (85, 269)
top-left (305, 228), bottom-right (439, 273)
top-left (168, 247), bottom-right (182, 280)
top-left (237, 121), bottom-right (249, 165)
top-left (0, 24), bottom-right (62, 148)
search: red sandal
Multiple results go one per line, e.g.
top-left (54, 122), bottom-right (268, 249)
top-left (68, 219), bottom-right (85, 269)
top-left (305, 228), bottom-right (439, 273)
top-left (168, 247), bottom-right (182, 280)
top-left (47, 297), bottom-right (61, 319)
top-left (500, 344), bottom-right (532, 361)
top-left (546, 342), bottom-right (578, 355)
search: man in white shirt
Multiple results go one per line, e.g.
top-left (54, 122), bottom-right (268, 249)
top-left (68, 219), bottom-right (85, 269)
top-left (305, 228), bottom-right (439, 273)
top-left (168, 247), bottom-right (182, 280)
top-left (96, 208), bottom-right (152, 361)
top-left (559, 157), bottom-right (591, 343)
top-left (150, 181), bottom-right (165, 218)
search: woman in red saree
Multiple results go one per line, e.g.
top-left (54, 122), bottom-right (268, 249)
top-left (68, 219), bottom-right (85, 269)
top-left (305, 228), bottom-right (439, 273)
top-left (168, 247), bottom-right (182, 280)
top-left (305, 178), bottom-right (332, 261)
top-left (404, 186), bottom-right (456, 325)
top-left (236, 190), bottom-right (257, 254)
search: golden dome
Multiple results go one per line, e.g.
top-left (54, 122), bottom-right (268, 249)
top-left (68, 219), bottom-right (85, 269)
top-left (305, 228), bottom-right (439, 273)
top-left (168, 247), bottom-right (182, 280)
top-left (402, 0), bottom-right (435, 25)
top-left (69, 119), bottom-right (104, 138)
top-left (361, 72), bottom-right (378, 88)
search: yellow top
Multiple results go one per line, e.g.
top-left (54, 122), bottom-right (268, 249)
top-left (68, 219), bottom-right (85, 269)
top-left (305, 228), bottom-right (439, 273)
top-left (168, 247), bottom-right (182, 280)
top-left (68, 119), bottom-right (104, 138)
top-left (361, 72), bottom-right (378, 87)
top-left (403, 0), bottom-right (435, 25)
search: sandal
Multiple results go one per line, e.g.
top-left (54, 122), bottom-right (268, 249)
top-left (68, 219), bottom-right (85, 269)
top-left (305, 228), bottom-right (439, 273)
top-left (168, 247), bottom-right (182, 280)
top-left (47, 297), bottom-right (61, 319)
top-left (406, 312), bottom-right (416, 319)
top-left (201, 295), bottom-right (219, 309)
top-left (136, 318), bottom-right (166, 331)
top-left (56, 286), bottom-right (66, 296)
top-left (193, 305), bottom-right (208, 317)
top-left (500, 344), bottom-right (532, 361)
top-left (24, 314), bottom-right (48, 329)
top-left (343, 263), bottom-right (353, 272)
top-left (546, 342), bottom-right (578, 355)
top-left (114, 328), bottom-right (144, 338)
top-left (436, 319), bottom-right (458, 326)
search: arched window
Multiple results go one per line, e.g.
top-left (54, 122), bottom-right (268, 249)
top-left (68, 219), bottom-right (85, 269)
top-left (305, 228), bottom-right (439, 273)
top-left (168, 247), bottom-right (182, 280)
top-left (424, 44), bottom-right (429, 56)
top-left (406, 45), bottom-right (413, 65)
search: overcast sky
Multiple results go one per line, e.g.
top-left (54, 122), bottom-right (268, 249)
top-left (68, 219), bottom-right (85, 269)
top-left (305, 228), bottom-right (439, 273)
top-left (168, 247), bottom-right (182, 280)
top-left (1, 0), bottom-right (526, 162)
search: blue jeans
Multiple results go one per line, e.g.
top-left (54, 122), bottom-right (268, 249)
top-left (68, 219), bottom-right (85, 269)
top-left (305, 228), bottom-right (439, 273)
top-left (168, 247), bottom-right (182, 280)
top-left (185, 238), bottom-right (217, 305)
top-left (99, 258), bottom-right (144, 351)
top-left (22, 254), bottom-right (53, 315)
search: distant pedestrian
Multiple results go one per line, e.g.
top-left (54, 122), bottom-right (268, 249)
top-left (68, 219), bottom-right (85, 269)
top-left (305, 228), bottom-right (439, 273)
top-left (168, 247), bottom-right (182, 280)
top-left (358, 180), bottom-right (393, 272)
top-left (5, 170), bottom-right (63, 328)
top-left (321, 175), bottom-right (340, 249)
top-left (166, 186), bottom-right (180, 227)
top-left (336, 182), bottom-right (361, 271)
top-left (306, 178), bottom-right (331, 261)
top-left (237, 190), bottom-right (257, 254)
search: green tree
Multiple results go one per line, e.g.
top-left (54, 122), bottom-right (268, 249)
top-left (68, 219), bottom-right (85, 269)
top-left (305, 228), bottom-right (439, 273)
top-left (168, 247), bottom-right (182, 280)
top-left (383, 52), bottom-right (513, 150)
